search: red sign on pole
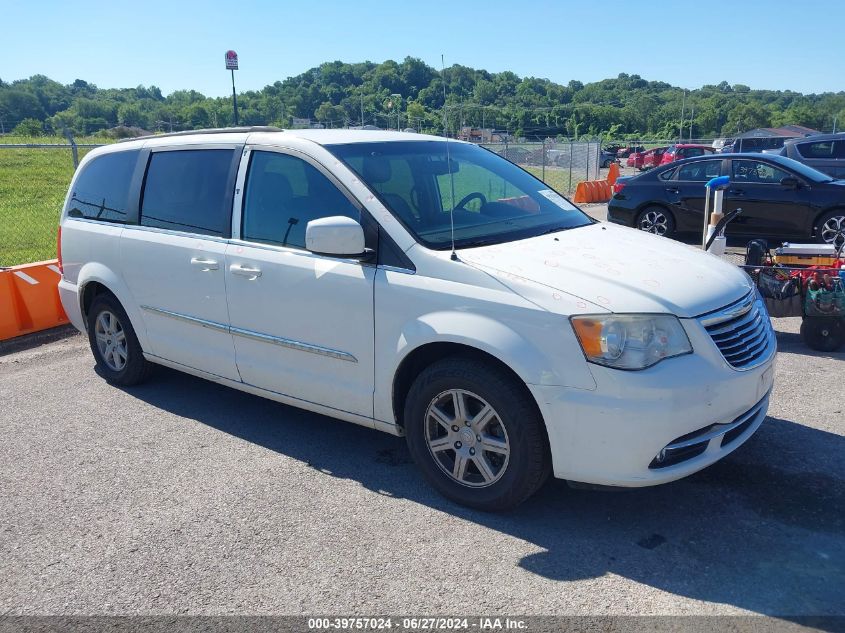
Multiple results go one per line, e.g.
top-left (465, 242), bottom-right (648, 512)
top-left (225, 50), bottom-right (239, 71)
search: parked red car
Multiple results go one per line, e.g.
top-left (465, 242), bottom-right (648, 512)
top-left (640, 147), bottom-right (668, 170)
top-left (626, 151), bottom-right (645, 169)
top-left (660, 144), bottom-right (715, 165)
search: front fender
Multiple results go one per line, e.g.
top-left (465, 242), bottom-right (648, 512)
top-left (397, 310), bottom-right (578, 387)
top-left (374, 308), bottom-right (597, 423)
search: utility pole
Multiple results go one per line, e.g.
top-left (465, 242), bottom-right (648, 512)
top-left (689, 105), bottom-right (695, 141)
top-left (679, 89), bottom-right (686, 142)
top-left (391, 93), bottom-right (402, 131)
top-left (360, 94), bottom-right (365, 127)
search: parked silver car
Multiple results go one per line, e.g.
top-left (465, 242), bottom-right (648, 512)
top-left (776, 133), bottom-right (845, 179)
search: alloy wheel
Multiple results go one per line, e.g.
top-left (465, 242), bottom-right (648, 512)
top-left (424, 389), bottom-right (511, 488)
top-left (820, 215), bottom-right (845, 248)
top-left (638, 210), bottom-right (669, 236)
top-left (94, 310), bottom-right (128, 372)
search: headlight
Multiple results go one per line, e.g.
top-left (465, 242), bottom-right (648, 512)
top-left (571, 314), bottom-right (692, 370)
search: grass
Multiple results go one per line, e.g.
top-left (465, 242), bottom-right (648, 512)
top-left (0, 144), bottom-right (95, 266)
top-left (524, 166), bottom-right (575, 195)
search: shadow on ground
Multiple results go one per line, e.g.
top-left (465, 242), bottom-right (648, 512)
top-left (115, 337), bottom-right (844, 620)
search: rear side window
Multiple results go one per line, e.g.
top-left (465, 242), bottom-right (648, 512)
top-left (797, 140), bottom-right (845, 159)
top-left (67, 150), bottom-right (139, 222)
top-left (683, 148), bottom-right (705, 158)
top-left (140, 149), bottom-right (235, 237)
top-left (677, 160), bottom-right (721, 181)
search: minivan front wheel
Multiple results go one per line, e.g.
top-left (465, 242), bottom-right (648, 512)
top-left (404, 357), bottom-right (550, 511)
top-left (87, 294), bottom-right (152, 386)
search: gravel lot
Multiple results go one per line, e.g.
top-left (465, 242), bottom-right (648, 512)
top-left (1, 319), bottom-right (842, 619)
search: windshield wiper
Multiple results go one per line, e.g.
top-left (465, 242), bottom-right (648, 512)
top-left (540, 225), bottom-right (573, 235)
top-left (456, 238), bottom-right (494, 249)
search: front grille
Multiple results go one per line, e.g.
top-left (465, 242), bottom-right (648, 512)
top-left (700, 292), bottom-right (775, 370)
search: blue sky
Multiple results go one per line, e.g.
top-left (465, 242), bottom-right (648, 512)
top-left (5, 0), bottom-right (844, 96)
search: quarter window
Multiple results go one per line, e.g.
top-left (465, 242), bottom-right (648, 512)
top-left (676, 160), bottom-right (721, 181)
top-left (67, 150), bottom-right (139, 222)
top-left (731, 160), bottom-right (790, 184)
top-left (241, 151), bottom-right (359, 249)
top-left (797, 140), bottom-right (845, 159)
top-left (140, 149), bottom-right (235, 237)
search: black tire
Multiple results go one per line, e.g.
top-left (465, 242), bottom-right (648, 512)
top-left (800, 317), bottom-right (845, 352)
top-left (636, 206), bottom-right (676, 238)
top-left (86, 293), bottom-right (153, 386)
top-left (814, 209), bottom-right (845, 249)
top-left (404, 356), bottom-right (550, 511)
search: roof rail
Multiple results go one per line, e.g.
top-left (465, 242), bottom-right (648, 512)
top-left (119, 126), bottom-right (284, 142)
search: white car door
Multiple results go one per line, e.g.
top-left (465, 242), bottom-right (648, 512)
top-left (224, 147), bottom-right (376, 417)
top-left (121, 145), bottom-right (241, 381)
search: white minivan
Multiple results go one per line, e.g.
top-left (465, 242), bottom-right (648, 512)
top-left (58, 128), bottom-right (776, 510)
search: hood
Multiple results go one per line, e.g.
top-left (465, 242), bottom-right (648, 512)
top-left (460, 223), bottom-right (753, 317)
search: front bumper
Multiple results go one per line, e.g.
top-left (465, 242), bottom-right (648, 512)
top-left (529, 316), bottom-right (776, 487)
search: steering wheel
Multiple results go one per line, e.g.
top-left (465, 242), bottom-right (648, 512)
top-left (454, 191), bottom-right (487, 211)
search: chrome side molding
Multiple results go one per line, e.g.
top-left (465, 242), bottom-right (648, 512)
top-left (140, 305), bottom-right (358, 363)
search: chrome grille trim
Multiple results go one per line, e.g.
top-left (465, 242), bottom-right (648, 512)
top-left (699, 291), bottom-right (776, 371)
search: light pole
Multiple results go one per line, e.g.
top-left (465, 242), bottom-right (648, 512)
top-left (391, 94), bottom-right (402, 131)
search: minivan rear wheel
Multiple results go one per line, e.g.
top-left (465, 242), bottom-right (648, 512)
top-left (87, 294), bottom-right (152, 386)
top-left (404, 357), bottom-right (550, 511)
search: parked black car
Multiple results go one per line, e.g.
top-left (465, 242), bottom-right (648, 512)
top-left (607, 153), bottom-right (845, 247)
top-left (776, 133), bottom-right (845, 179)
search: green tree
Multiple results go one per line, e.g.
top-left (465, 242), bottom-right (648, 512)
top-left (12, 118), bottom-right (43, 136)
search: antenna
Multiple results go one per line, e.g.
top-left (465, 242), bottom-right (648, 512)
top-left (441, 54), bottom-right (458, 261)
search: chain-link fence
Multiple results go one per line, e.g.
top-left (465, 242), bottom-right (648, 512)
top-left (0, 141), bottom-right (102, 267)
top-left (0, 137), bottom-right (607, 267)
top-left (480, 140), bottom-right (602, 196)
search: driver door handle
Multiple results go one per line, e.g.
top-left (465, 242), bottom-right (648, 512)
top-left (230, 264), bottom-right (262, 280)
top-left (730, 189), bottom-right (745, 196)
top-left (664, 187), bottom-right (679, 194)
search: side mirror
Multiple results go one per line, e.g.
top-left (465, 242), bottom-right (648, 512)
top-left (780, 176), bottom-right (800, 189)
top-left (305, 216), bottom-right (366, 258)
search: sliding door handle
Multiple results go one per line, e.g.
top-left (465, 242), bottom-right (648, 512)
top-left (190, 257), bottom-right (219, 271)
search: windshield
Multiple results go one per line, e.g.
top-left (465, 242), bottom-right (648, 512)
top-left (326, 140), bottom-right (592, 249)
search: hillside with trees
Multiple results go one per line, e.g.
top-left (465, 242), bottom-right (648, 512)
top-left (2, 57), bottom-right (844, 140)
